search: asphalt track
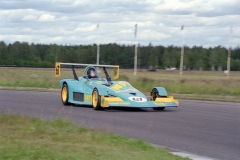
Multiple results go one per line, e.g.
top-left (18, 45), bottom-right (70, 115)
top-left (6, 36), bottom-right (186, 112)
top-left (0, 90), bottom-right (239, 160)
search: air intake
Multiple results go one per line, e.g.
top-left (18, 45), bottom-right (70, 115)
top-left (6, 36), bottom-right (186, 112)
top-left (130, 93), bottom-right (136, 96)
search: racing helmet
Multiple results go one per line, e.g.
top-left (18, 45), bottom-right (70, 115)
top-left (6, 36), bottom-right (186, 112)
top-left (87, 67), bottom-right (98, 78)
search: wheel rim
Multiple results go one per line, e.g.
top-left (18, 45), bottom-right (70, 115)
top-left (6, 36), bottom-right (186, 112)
top-left (92, 90), bottom-right (98, 108)
top-left (62, 87), bottom-right (67, 102)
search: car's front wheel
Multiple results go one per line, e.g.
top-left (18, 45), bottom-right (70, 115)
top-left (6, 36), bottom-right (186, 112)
top-left (92, 88), bottom-right (103, 110)
top-left (151, 88), bottom-right (165, 110)
top-left (61, 83), bottom-right (70, 105)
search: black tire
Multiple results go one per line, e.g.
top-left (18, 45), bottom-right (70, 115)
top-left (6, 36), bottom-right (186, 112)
top-left (92, 88), bottom-right (103, 110)
top-left (153, 107), bottom-right (165, 110)
top-left (61, 83), bottom-right (71, 105)
top-left (151, 88), bottom-right (159, 101)
top-left (151, 88), bottom-right (165, 110)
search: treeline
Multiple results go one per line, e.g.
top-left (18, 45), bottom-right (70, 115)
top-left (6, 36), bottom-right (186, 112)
top-left (0, 41), bottom-right (240, 70)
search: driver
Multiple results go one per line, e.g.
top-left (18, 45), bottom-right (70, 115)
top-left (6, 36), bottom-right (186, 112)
top-left (87, 68), bottom-right (98, 79)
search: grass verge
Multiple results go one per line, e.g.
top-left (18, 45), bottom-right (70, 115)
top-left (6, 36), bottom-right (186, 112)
top-left (0, 114), bottom-right (190, 160)
top-left (0, 67), bottom-right (240, 102)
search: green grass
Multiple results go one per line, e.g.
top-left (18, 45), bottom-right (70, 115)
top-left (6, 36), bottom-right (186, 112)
top-left (0, 68), bottom-right (59, 88)
top-left (0, 67), bottom-right (240, 97)
top-left (0, 114), bottom-right (190, 160)
top-left (122, 70), bottom-right (240, 96)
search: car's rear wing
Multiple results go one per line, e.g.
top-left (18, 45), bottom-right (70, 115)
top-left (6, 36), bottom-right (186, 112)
top-left (55, 62), bottom-right (119, 80)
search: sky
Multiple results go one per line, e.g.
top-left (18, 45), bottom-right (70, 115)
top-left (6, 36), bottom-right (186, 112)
top-left (0, 0), bottom-right (239, 48)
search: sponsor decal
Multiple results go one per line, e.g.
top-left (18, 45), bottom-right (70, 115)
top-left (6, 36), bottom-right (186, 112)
top-left (111, 84), bottom-right (123, 91)
top-left (96, 81), bottom-right (103, 84)
top-left (84, 95), bottom-right (92, 102)
top-left (109, 102), bottom-right (130, 105)
top-left (116, 89), bottom-right (138, 93)
top-left (128, 97), bottom-right (147, 102)
top-left (118, 82), bottom-right (127, 86)
top-left (154, 102), bottom-right (175, 106)
top-left (55, 63), bottom-right (60, 76)
top-left (154, 102), bottom-right (166, 106)
top-left (111, 82), bottom-right (137, 92)
top-left (101, 98), bottom-right (105, 104)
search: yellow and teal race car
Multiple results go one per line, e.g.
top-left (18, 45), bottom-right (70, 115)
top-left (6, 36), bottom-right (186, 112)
top-left (55, 62), bottom-right (179, 110)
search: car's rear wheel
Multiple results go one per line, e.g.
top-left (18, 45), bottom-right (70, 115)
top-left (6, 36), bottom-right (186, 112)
top-left (61, 83), bottom-right (70, 105)
top-left (151, 88), bottom-right (165, 110)
top-left (92, 88), bottom-right (103, 110)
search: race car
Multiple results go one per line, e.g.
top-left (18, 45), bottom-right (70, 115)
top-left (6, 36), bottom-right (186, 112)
top-left (55, 62), bottom-right (179, 110)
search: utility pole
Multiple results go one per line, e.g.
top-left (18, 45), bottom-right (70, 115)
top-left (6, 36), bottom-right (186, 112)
top-left (134, 24), bottom-right (138, 76)
top-left (227, 47), bottom-right (231, 77)
top-left (97, 44), bottom-right (100, 65)
top-left (227, 26), bottom-right (232, 78)
top-left (180, 25), bottom-right (184, 76)
top-left (96, 23), bottom-right (100, 71)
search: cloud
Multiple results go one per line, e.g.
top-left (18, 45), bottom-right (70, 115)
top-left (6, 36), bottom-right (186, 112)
top-left (22, 15), bottom-right (37, 21)
top-left (0, 0), bottom-right (239, 48)
top-left (75, 25), bottom-right (97, 32)
top-left (38, 14), bottom-right (55, 22)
